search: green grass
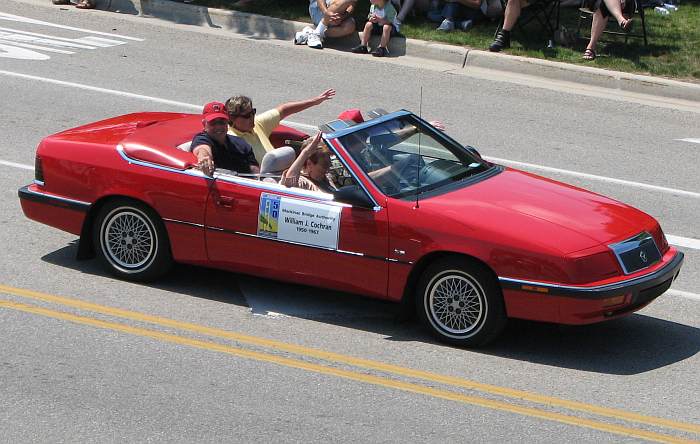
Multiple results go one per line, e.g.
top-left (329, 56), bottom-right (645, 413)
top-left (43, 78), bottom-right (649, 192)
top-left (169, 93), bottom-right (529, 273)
top-left (192, 0), bottom-right (700, 81)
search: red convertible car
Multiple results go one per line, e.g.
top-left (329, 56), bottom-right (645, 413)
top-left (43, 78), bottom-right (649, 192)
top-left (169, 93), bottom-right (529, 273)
top-left (18, 110), bottom-right (684, 346)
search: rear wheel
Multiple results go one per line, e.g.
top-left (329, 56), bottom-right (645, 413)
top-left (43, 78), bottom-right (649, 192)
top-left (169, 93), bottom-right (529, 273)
top-left (93, 199), bottom-right (172, 281)
top-left (416, 257), bottom-right (506, 347)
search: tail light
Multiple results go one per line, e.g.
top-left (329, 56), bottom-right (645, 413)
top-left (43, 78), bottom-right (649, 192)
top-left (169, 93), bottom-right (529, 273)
top-left (34, 155), bottom-right (44, 185)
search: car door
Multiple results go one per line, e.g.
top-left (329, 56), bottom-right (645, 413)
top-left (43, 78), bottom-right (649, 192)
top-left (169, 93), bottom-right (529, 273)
top-left (204, 174), bottom-right (282, 277)
top-left (204, 173), bottom-right (389, 298)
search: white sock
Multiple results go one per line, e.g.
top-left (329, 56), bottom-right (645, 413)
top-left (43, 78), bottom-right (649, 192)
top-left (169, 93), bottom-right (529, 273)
top-left (315, 22), bottom-right (328, 38)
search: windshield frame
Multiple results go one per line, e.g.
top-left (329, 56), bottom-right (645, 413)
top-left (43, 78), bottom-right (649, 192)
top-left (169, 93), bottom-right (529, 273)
top-left (328, 111), bottom-right (498, 199)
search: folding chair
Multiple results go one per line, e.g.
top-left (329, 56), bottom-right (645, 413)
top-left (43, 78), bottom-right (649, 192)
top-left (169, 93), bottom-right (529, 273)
top-left (495, 0), bottom-right (562, 47)
top-left (576, 0), bottom-right (648, 46)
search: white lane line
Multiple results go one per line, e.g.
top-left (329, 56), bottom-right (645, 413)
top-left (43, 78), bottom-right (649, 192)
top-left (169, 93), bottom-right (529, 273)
top-left (486, 156), bottom-right (700, 199)
top-left (0, 27), bottom-right (97, 49)
top-left (0, 70), bottom-right (201, 110)
top-left (675, 138), bottom-right (700, 145)
top-left (0, 159), bottom-right (33, 170)
top-left (666, 290), bottom-right (700, 302)
top-left (1, 69), bottom-right (698, 200)
top-left (666, 235), bottom-right (700, 250)
top-left (0, 12), bottom-right (144, 41)
top-left (0, 39), bottom-right (75, 54)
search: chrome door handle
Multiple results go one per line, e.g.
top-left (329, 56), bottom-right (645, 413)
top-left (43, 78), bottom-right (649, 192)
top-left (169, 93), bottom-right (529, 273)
top-left (216, 196), bottom-right (235, 208)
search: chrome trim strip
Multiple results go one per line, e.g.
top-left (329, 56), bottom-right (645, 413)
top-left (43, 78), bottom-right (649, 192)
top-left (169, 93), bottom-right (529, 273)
top-left (116, 144), bottom-right (205, 178)
top-left (206, 226), bottom-right (411, 264)
top-left (499, 251), bottom-right (684, 299)
top-left (213, 172), bottom-right (349, 206)
top-left (116, 145), bottom-right (358, 208)
top-left (162, 218), bottom-right (204, 229)
top-left (33, 180), bottom-right (45, 187)
top-left (18, 185), bottom-right (90, 212)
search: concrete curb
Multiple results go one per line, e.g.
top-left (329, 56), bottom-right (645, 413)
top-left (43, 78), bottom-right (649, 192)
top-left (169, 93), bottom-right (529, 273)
top-left (96, 0), bottom-right (700, 102)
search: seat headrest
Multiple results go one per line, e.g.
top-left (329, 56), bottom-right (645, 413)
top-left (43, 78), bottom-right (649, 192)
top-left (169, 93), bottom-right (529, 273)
top-left (260, 146), bottom-right (297, 174)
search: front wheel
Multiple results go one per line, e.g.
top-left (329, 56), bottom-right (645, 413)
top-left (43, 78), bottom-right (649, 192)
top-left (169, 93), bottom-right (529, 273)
top-left (93, 199), bottom-right (172, 282)
top-left (416, 258), bottom-right (506, 347)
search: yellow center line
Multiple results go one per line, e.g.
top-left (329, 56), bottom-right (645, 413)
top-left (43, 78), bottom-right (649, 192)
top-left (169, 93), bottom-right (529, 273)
top-left (0, 298), bottom-right (695, 444)
top-left (1, 283), bottom-right (699, 436)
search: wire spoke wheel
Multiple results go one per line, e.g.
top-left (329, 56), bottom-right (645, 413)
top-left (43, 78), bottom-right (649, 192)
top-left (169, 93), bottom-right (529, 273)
top-left (416, 258), bottom-right (506, 347)
top-left (428, 271), bottom-right (486, 337)
top-left (93, 199), bottom-right (172, 281)
top-left (103, 210), bottom-right (155, 269)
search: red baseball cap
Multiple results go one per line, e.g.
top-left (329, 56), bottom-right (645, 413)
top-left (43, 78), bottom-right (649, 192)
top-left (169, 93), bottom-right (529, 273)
top-left (338, 108), bottom-right (364, 124)
top-left (202, 101), bottom-right (229, 123)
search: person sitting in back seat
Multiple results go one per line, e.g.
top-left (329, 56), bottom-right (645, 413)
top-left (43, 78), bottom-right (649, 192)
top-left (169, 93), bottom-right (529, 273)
top-left (191, 102), bottom-right (260, 177)
top-left (281, 132), bottom-right (338, 193)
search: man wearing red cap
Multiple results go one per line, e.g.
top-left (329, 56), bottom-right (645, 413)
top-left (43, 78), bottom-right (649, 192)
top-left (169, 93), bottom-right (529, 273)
top-left (191, 102), bottom-right (260, 177)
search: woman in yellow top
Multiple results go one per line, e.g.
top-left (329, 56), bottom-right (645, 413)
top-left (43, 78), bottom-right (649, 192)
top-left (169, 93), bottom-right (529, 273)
top-left (225, 89), bottom-right (336, 164)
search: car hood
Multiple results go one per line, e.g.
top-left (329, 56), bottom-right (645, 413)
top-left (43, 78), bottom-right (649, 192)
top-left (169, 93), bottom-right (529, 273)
top-left (421, 168), bottom-right (654, 255)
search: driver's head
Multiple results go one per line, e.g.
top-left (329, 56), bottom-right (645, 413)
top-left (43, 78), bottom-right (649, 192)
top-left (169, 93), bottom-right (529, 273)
top-left (226, 95), bottom-right (256, 133)
top-left (202, 102), bottom-right (229, 143)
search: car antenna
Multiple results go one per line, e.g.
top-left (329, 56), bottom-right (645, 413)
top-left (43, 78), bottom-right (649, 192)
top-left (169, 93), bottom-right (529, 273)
top-left (415, 86), bottom-right (423, 209)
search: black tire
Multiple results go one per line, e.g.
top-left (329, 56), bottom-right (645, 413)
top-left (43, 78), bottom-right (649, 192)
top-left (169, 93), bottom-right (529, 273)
top-left (92, 198), bottom-right (172, 282)
top-left (416, 257), bottom-right (506, 347)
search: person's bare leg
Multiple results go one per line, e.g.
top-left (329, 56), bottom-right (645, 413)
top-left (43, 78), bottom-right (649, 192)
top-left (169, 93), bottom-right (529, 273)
top-left (361, 21), bottom-right (373, 45)
top-left (324, 17), bottom-right (356, 38)
top-left (502, 0), bottom-right (522, 31)
top-left (326, 0), bottom-right (356, 14)
top-left (584, 9), bottom-right (605, 58)
top-left (601, 0), bottom-right (629, 27)
top-left (379, 24), bottom-right (392, 48)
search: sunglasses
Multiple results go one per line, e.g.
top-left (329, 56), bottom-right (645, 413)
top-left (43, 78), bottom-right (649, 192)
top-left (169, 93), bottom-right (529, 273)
top-left (233, 108), bottom-right (256, 119)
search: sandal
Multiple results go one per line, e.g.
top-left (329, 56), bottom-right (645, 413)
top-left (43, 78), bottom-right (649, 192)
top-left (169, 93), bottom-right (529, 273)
top-left (582, 48), bottom-right (596, 61)
top-left (75, 0), bottom-right (95, 9)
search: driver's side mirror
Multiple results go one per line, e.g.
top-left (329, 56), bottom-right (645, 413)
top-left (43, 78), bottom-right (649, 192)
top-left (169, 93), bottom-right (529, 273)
top-left (333, 185), bottom-right (375, 209)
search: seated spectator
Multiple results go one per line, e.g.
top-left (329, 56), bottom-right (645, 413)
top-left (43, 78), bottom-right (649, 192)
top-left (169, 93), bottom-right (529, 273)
top-left (225, 89), bottom-right (336, 164)
top-left (582, 0), bottom-right (634, 60)
top-left (433, 0), bottom-right (485, 31)
top-left (191, 102), bottom-right (259, 177)
top-left (281, 132), bottom-right (339, 193)
top-left (488, 0), bottom-right (526, 52)
top-left (351, 0), bottom-right (400, 57)
top-left (391, 0), bottom-right (431, 32)
top-left (300, 0), bottom-right (358, 49)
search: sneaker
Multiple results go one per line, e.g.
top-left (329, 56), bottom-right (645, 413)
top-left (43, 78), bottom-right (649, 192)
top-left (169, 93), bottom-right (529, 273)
top-left (489, 30), bottom-right (510, 52)
top-left (307, 32), bottom-right (323, 49)
top-left (436, 19), bottom-right (454, 31)
top-left (371, 46), bottom-right (389, 57)
top-left (351, 44), bottom-right (370, 54)
top-left (294, 26), bottom-right (313, 45)
top-left (459, 19), bottom-right (473, 31)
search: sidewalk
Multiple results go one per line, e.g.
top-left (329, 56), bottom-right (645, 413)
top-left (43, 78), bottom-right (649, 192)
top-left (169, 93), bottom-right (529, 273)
top-left (96, 0), bottom-right (700, 102)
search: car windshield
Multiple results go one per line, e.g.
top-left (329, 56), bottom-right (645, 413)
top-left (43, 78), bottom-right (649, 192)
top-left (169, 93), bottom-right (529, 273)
top-left (336, 116), bottom-right (489, 198)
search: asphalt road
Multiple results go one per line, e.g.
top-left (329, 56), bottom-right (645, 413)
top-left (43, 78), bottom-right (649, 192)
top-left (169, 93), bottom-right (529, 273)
top-left (1, 1), bottom-right (698, 442)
